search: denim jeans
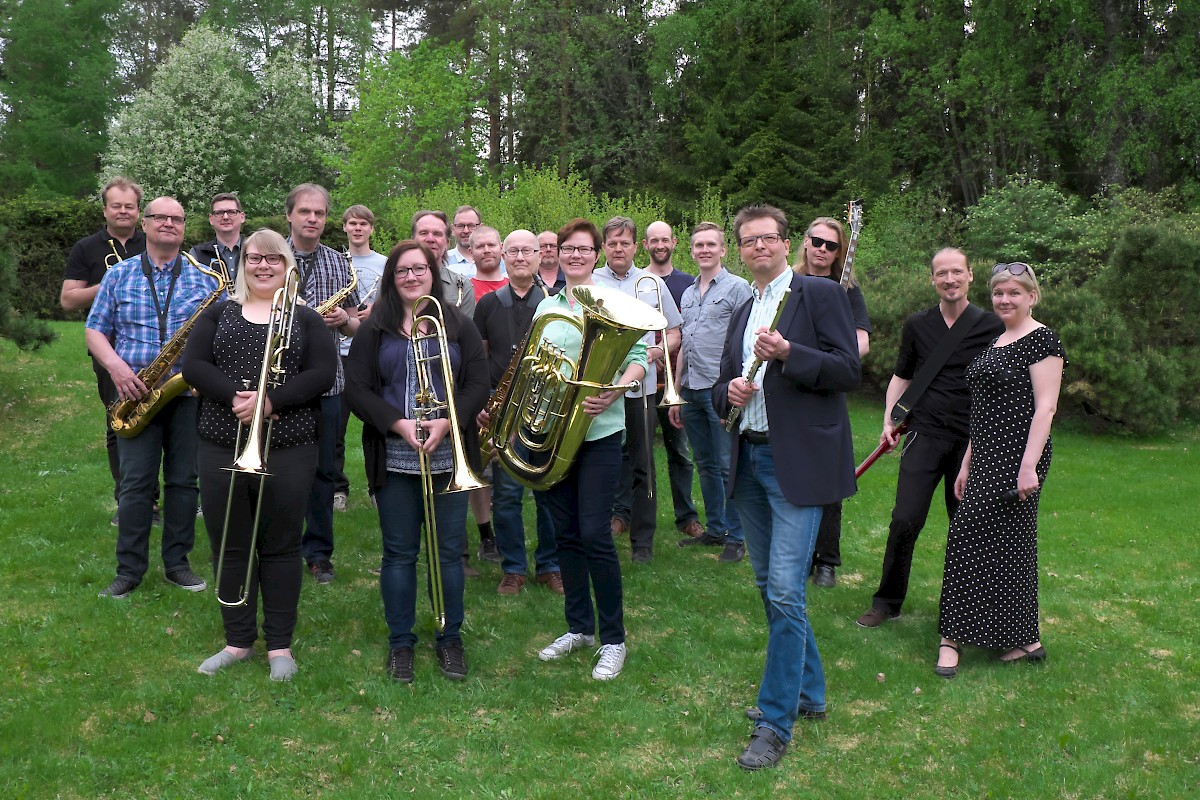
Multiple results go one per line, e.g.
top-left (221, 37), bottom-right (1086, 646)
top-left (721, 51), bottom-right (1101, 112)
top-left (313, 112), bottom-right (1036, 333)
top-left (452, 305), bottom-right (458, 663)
top-left (114, 395), bottom-right (199, 582)
top-left (375, 469), bottom-right (468, 649)
top-left (732, 439), bottom-right (826, 743)
top-left (679, 386), bottom-right (743, 543)
top-left (492, 466), bottom-right (558, 576)
top-left (302, 394), bottom-right (340, 564)
top-left (654, 390), bottom-right (699, 530)
top-left (542, 432), bottom-right (625, 644)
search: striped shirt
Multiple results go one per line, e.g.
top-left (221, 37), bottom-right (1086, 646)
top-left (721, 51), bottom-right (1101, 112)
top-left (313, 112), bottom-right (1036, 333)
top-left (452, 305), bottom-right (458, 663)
top-left (289, 239), bottom-right (360, 395)
top-left (739, 269), bottom-right (793, 434)
top-left (85, 253), bottom-right (218, 374)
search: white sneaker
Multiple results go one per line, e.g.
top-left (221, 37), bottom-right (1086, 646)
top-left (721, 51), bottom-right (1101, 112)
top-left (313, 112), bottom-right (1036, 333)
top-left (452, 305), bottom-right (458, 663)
top-left (333, 493), bottom-right (348, 512)
top-left (592, 642), bottom-right (627, 681)
top-left (538, 631), bottom-right (595, 661)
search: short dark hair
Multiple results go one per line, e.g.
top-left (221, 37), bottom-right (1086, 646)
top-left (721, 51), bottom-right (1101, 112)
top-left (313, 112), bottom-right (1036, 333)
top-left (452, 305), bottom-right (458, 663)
top-left (285, 183), bottom-right (331, 215)
top-left (102, 176), bottom-right (143, 206)
top-left (453, 205), bottom-right (481, 221)
top-left (558, 218), bottom-right (602, 251)
top-left (343, 204), bottom-right (375, 225)
top-left (732, 205), bottom-right (788, 243)
top-left (371, 240), bottom-right (448, 335)
top-left (210, 192), bottom-right (242, 213)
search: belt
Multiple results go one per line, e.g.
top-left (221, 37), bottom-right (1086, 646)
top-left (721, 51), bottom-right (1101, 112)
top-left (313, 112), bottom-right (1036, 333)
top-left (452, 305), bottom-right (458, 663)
top-left (741, 430), bottom-right (769, 444)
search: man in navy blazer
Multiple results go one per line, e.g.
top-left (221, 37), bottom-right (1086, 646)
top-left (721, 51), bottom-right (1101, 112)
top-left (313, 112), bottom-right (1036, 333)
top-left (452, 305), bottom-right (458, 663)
top-left (712, 204), bottom-right (861, 770)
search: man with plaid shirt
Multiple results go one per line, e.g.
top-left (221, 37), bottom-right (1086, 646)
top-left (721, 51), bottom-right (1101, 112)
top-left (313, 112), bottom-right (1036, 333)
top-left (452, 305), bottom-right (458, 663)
top-left (285, 183), bottom-right (361, 584)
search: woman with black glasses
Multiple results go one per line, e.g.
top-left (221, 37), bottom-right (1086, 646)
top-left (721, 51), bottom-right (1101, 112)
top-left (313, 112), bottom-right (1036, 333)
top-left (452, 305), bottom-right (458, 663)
top-left (934, 262), bottom-right (1065, 678)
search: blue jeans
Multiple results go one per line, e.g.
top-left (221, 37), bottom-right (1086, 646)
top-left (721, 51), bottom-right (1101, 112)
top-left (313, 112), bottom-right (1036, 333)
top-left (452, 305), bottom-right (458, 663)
top-left (492, 466), bottom-right (558, 576)
top-left (732, 439), bottom-right (826, 743)
top-left (114, 395), bottom-right (199, 582)
top-left (542, 432), bottom-right (625, 644)
top-left (655, 390), bottom-right (699, 529)
top-left (680, 387), bottom-right (743, 543)
top-left (375, 470), bottom-right (468, 648)
top-left (302, 394), bottom-right (340, 564)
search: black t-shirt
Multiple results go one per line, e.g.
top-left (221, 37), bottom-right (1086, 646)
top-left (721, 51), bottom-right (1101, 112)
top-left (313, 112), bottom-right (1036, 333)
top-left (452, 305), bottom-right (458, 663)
top-left (893, 304), bottom-right (1005, 440)
top-left (64, 228), bottom-right (147, 287)
top-left (473, 284), bottom-right (545, 388)
top-left (660, 267), bottom-right (693, 310)
top-left (815, 273), bottom-right (872, 332)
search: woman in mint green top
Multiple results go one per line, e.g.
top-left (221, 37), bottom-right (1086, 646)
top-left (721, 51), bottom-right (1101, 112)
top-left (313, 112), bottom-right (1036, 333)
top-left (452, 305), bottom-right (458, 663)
top-left (534, 218), bottom-right (646, 682)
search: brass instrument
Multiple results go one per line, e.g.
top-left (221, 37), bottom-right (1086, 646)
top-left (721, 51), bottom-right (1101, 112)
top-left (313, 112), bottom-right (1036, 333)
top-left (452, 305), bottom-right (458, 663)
top-left (411, 295), bottom-right (488, 631)
top-left (313, 255), bottom-right (358, 316)
top-left (633, 275), bottom-right (685, 409)
top-left (485, 284), bottom-right (667, 491)
top-left (108, 253), bottom-right (231, 438)
top-left (723, 288), bottom-right (791, 433)
top-left (104, 239), bottom-right (123, 270)
top-left (215, 266), bottom-right (303, 607)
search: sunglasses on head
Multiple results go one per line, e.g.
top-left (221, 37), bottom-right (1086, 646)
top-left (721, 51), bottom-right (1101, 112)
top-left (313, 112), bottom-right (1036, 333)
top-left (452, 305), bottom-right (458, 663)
top-left (808, 235), bottom-right (840, 252)
top-left (992, 262), bottom-right (1031, 276)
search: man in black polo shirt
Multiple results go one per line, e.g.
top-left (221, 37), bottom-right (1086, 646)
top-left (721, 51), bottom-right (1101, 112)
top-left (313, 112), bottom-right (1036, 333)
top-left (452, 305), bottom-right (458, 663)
top-left (189, 192), bottom-right (245, 280)
top-left (61, 176), bottom-right (147, 513)
top-left (474, 229), bottom-right (562, 597)
top-left (855, 248), bottom-right (1004, 628)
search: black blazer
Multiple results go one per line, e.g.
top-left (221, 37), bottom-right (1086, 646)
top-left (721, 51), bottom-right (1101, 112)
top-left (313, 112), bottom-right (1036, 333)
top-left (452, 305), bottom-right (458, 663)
top-left (344, 310), bottom-right (489, 490)
top-left (713, 273), bottom-right (861, 507)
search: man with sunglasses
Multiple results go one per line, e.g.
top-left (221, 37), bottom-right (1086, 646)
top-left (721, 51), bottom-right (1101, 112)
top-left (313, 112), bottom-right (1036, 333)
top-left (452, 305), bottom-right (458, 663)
top-left (190, 193), bottom-right (245, 281)
top-left (855, 248), bottom-right (1003, 628)
top-left (795, 217), bottom-right (873, 589)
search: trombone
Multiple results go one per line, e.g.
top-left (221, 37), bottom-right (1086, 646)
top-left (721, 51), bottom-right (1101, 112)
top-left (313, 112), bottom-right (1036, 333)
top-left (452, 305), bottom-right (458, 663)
top-left (632, 276), bottom-right (685, 499)
top-left (213, 265), bottom-right (302, 607)
top-left (411, 295), bottom-right (488, 631)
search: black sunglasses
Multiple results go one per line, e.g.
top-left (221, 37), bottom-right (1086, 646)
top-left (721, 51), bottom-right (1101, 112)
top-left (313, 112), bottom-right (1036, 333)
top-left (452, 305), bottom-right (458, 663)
top-left (992, 262), bottom-right (1031, 276)
top-left (808, 235), bottom-right (840, 252)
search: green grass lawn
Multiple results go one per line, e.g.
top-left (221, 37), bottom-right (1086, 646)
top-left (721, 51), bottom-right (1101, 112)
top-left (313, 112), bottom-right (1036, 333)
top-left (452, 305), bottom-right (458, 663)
top-left (1, 323), bottom-right (1196, 798)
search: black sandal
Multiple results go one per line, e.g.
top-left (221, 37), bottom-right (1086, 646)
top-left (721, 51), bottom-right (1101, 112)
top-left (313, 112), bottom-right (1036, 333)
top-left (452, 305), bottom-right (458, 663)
top-left (934, 642), bottom-right (961, 679)
top-left (1000, 643), bottom-right (1047, 664)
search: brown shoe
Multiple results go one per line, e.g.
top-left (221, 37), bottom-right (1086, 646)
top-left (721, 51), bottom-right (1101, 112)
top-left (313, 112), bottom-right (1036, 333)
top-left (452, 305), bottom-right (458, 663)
top-left (462, 555), bottom-right (481, 579)
top-left (681, 520), bottom-right (706, 538)
top-left (497, 573), bottom-right (526, 595)
top-left (535, 571), bottom-right (565, 595)
top-left (610, 516), bottom-right (629, 536)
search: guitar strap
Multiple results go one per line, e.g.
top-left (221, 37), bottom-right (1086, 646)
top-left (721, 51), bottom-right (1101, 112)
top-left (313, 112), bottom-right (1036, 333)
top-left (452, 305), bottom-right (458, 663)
top-left (889, 304), bottom-right (986, 427)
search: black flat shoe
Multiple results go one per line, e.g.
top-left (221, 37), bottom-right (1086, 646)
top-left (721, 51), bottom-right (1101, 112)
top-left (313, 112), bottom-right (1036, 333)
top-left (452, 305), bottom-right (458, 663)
top-left (737, 726), bottom-right (788, 770)
top-left (934, 642), bottom-right (961, 679)
top-left (1000, 643), bottom-right (1047, 664)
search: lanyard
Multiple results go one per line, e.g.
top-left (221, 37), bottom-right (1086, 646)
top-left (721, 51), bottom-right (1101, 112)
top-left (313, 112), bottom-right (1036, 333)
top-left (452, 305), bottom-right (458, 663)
top-left (141, 252), bottom-right (182, 346)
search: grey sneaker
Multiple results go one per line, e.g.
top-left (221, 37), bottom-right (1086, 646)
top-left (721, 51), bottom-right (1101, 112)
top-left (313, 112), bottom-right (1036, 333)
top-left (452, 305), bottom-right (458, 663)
top-left (591, 642), bottom-right (627, 681)
top-left (98, 577), bottom-right (136, 599)
top-left (538, 631), bottom-right (595, 661)
top-left (269, 654), bottom-right (298, 682)
top-left (333, 492), bottom-right (348, 512)
top-left (165, 568), bottom-right (207, 592)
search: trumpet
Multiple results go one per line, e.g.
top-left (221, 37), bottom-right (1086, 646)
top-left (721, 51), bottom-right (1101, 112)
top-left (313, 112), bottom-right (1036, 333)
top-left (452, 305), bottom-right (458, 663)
top-left (411, 295), bottom-right (488, 631)
top-left (104, 239), bottom-right (123, 270)
top-left (214, 266), bottom-right (302, 607)
top-left (724, 288), bottom-right (791, 432)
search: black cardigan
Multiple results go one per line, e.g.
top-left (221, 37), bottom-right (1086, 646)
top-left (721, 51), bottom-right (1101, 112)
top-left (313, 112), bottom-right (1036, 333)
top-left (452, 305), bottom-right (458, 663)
top-left (344, 310), bottom-right (489, 490)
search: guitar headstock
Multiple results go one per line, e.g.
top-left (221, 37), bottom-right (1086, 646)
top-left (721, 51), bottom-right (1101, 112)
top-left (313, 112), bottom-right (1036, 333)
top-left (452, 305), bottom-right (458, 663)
top-left (847, 200), bottom-right (863, 235)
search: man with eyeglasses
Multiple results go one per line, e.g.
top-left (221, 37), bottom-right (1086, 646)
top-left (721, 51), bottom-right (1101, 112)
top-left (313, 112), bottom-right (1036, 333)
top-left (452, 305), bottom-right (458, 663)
top-left (713, 204), bottom-right (859, 770)
top-left (62, 176), bottom-right (149, 521)
top-left (474, 229), bottom-right (563, 597)
top-left (669, 222), bottom-right (752, 563)
top-left (536, 230), bottom-right (566, 293)
top-left (86, 196), bottom-right (218, 599)
top-left (593, 216), bottom-right (683, 564)
top-left (331, 204), bottom-right (388, 513)
top-left (285, 183), bottom-right (361, 585)
top-left (795, 216), bottom-right (873, 589)
top-left (412, 210), bottom-right (476, 321)
top-left (190, 193), bottom-right (245, 281)
top-left (855, 247), bottom-right (1003, 629)
top-left (445, 205), bottom-right (482, 277)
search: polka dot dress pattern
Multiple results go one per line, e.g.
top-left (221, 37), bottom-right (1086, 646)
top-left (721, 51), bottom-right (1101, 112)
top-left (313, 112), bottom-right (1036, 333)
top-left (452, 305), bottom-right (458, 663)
top-left (938, 326), bottom-right (1066, 649)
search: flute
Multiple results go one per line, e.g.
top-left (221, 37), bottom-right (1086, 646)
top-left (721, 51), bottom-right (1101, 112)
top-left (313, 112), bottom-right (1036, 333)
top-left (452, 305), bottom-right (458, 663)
top-left (724, 288), bottom-right (790, 432)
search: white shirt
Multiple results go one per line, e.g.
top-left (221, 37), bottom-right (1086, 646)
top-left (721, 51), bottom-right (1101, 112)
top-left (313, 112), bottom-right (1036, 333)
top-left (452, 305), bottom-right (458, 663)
top-left (739, 268), bottom-right (793, 433)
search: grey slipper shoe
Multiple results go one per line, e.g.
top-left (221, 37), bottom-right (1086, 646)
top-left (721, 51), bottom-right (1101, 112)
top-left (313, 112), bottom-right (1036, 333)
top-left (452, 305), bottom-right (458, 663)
top-left (269, 655), bottom-right (298, 682)
top-left (198, 648), bottom-right (253, 675)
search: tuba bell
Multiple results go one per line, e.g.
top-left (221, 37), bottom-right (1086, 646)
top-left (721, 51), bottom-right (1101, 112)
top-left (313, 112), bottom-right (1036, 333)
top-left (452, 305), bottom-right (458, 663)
top-left (483, 284), bottom-right (667, 490)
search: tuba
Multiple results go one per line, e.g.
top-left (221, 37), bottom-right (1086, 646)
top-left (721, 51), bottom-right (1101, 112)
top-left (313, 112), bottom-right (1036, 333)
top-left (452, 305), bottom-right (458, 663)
top-left (482, 284), bottom-right (666, 490)
top-left (109, 253), bottom-right (230, 438)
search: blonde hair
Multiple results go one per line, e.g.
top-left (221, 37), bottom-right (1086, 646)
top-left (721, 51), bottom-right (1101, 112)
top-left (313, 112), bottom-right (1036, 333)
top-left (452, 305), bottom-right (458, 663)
top-left (231, 229), bottom-right (298, 304)
top-left (795, 216), bottom-right (855, 287)
top-left (989, 262), bottom-right (1040, 305)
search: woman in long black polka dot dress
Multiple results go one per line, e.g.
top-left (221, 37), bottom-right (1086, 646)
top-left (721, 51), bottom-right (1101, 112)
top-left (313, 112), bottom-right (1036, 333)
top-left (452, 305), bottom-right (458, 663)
top-left (183, 229), bottom-right (336, 681)
top-left (934, 263), bottom-right (1065, 678)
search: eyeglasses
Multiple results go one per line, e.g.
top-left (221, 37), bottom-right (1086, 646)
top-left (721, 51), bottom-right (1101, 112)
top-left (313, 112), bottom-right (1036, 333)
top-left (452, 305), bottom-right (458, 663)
top-left (395, 264), bottom-right (430, 278)
top-left (245, 253), bottom-right (285, 266)
top-left (211, 209), bottom-right (242, 217)
top-left (452, 222), bottom-right (478, 231)
top-left (808, 235), bottom-right (840, 252)
top-left (505, 247), bottom-right (537, 257)
top-left (539, 243), bottom-right (558, 250)
top-left (559, 245), bottom-right (596, 255)
top-left (992, 262), bottom-right (1031, 276)
top-left (145, 213), bottom-right (185, 226)
top-left (738, 233), bottom-right (783, 248)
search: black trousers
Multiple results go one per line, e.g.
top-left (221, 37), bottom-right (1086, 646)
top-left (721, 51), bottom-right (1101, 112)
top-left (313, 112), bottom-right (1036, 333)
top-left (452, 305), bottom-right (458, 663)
top-left (871, 431), bottom-right (967, 614)
top-left (813, 501), bottom-right (844, 568)
top-left (199, 440), bottom-right (317, 651)
top-left (93, 357), bottom-right (122, 502)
